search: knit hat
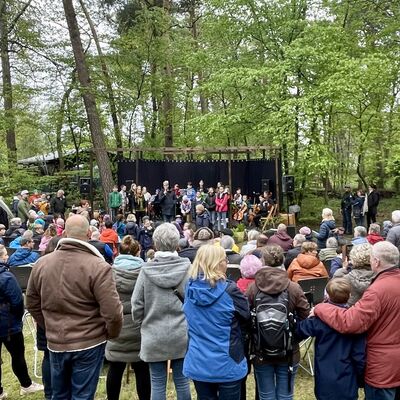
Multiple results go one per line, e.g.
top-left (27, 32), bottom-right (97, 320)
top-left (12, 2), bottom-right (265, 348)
top-left (240, 255), bottom-right (263, 279)
top-left (56, 218), bottom-right (65, 227)
top-left (90, 219), bottom-right (99, 227)
top-left (299, 226), bottom-right (311, 236)
top-left (193, 227), bottom-right (214, 241)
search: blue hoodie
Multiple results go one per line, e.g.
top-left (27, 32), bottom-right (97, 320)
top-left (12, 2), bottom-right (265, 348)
top-left (183, 278), bottom-right (250, 383)
top-left (8, 248), bottom-right (40, 266)
top-left (0, 264), bottom-right (24, 337)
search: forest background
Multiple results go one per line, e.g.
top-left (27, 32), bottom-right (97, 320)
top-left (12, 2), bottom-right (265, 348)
top-left (1, 0), bottom-right (400, 208)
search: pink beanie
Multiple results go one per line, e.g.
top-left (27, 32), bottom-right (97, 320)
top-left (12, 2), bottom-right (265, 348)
top-left (299, 226), bottom-right (311, 236)
top-left (240, 255), bottom-right (263, 279)
top-left (56, 218), bottom-right (65, 228)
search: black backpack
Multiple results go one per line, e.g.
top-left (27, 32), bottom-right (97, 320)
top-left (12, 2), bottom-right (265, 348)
top-left (251, 289), bottom-right (295, 359)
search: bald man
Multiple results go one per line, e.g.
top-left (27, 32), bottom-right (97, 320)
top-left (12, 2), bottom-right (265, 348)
top-left (27, 215), bottom-right (123, 399)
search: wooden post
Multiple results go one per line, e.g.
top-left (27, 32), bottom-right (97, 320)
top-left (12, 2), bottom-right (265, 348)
top-left (89, 149), bottom-right (94, 210)
top-left (275, 151), bottom-right (280, 213)
top-left (135, 150), bottom-right (139, 184)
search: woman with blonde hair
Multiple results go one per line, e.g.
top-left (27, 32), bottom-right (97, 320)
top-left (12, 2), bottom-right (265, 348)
top-left (314, 208), bottom-right (336, 249)
top-left (183, 244), bottom-right (250, 399)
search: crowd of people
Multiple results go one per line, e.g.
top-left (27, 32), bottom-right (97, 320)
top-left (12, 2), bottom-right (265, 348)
top-left (0, 182), bottom-right (399, 400)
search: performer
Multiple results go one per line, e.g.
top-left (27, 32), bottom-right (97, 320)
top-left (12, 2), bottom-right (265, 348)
top-left (134, 185), bottom-right (147, 223)
top-left (127, 183), bottom-right (137, 213)
top-left (158, 181), bottom-right (177, 222)
top-left (215, 186), bottom-right (229, 231)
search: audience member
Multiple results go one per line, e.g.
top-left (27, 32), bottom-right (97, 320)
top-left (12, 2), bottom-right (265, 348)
top-left (287, 242), bottom-right (328, 282)
top-left (314, 241), bottom-right (400, 400)
top-left (386, 210), bottom-right (400, 251)
top-left (267, 224), bottom-right (293, 252)
top-left (0, 246), bottom-right (44, 397)
top-left (106, 236), bottom-right (150, 400)
top-left (351, 226), bottom-right (368, 245)
top-left (26, 215), bottom-right (123, 400)
top-left (237, 254), bottom-right (263, 293)
top-left (314, 208), bottom-right (336, 249)
top-left (39, 224), bottom-right (57, 253)
top-left (240, 230), bottom-right (260, 256)
top-left (183, 245), bottom-right (250, 400)
top-left (318, 237), bottom-right (338, 262)
top-left (220, 235), bottom-right (242, 264)
top-left (366, 223), bottom-right (384, 245)
top-left (333, 243), bottom-right (375, 306)
top-left (100, 220), bottom-right (119, 257)
top-left (132, 223), bottom-right (192, 400)
top-left (284, 234), bottom-right (306, 269)
top-left (89, 229), bottom-right (113, 264)
top-left (297, 278), bottom-right (365, 400)
top-left (8, 236), bottom-right (39, 266)
top-left (246, 245), bottom-right (310, 400)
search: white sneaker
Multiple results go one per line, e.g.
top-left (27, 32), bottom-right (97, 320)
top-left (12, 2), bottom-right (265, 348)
top-left (20, 382), bottom-right (44, 395)
top-left (0, 392), bottom-right (8, 399)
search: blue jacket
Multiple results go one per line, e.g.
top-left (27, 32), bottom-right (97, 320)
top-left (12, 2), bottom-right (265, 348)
top-left (315, 220), bottom-right (336, 249)
top-left (297, 306), bottom-right (365, 400)
top-left (183, 278), bottom-right (250, 383)
top-left (9, 236), bottom-right (22, 248)
top-left (0, 264), bottom-right (24, 337)
top-left (8, 248), bottom-right (39, 266)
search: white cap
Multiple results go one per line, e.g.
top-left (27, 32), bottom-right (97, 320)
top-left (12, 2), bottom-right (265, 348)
top-left (21, 190), bottom-right (29, 195)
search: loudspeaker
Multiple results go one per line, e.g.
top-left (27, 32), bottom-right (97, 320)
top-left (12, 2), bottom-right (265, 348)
top-left (261, 179), bottom-right (271, 193)
top-left (282, 175), bottom-right (295, 193)
top-left (80, 177), bottom-right (91, 194)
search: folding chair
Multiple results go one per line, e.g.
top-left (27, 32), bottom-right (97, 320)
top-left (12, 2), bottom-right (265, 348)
top-left (260, 205), bottom-right (278, 232)
top-left (9, 265), bottom-right (32, 292)
top-left (6, 247), bottom-right (16, 256)
top-left (297, 277), bottom-right (329, 376)
top-left (322, 259), bottom-right (332, 276)
top-left (23, 312), bottom-right (42, 378)
top-left (226, 265), bottom-right (241, 282)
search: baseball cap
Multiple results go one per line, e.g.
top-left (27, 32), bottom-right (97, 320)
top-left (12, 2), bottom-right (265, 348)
top-left (21, 190), bottom-right (29, 195)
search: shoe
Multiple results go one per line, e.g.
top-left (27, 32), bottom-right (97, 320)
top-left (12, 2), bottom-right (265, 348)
top-left (20, 382), bottom-right (44, 395)
top-left (0, 392), bottom-right (8, 399)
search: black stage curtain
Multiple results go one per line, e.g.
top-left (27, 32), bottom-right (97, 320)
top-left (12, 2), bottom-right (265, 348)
top-left (118, 159), bottom-right (280, 198)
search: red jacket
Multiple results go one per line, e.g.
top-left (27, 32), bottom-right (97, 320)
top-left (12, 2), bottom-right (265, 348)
top-left (100, 228), bottom-right (119, 256)
top-left (314, 268), bottom-right (400, 388)
top-left (215, 193), bottom-right (229, 212)
top-left (367, 233), bottom-right (384, 245)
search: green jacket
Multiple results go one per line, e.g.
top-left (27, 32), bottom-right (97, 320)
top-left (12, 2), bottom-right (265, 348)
top-left (17, 199), bottom-right (30, 222)
top-left (109, 191), bottom-right (122, 209)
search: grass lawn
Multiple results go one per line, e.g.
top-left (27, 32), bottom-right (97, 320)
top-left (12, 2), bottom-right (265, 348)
top-left (1, 321), bottom-right (316, 399)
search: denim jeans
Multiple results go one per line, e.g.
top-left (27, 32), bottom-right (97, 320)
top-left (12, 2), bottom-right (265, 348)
top-left (209, 211), bottom-right (216, 226)
top-left (365, 383), bottom-right (396, 400)
top-left (342, 208), bottom-right (352, 234)
top-left (217, 212), bottom-right (227, 231)
top-left (194, 379), bottom-right (242, 400)
top-left (50, 343), bottom-right (106, 400)
top-left (148, 359), bottom-right (191, 400)
top-left (254, 363), bottom-right (298, 400)
top-left (42, 349), bottom-right (52, 399)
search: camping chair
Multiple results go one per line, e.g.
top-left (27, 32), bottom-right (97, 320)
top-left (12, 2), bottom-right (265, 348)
top-left (2, 236), bottom-right (13, 247)
top-left (260, 205), bottom-right (278, 232)
top-left (6, 247), bottom-right (16, 256)
top-left (9, 265), bottom-right (32, 293)
top-left (322, 259), bottom-right (332, 275)
top-left (226, 265), bottom-right (241, 282)
top-left (23, 312), bottom-right (42, 378)
top-left (297, 277), bottom-right (329, 376)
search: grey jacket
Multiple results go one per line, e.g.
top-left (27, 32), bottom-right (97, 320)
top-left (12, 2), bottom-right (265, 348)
top-left (333, 268), bottom-right (375, 306)
top-left (386, 224), bottom-right (400, 251)
top-left (131, 253), bottom-right (191, 362)
top-left (105, 255), bottom-right (143, 363)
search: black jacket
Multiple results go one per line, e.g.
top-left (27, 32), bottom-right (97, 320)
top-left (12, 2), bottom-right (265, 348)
top-left (158, 191), bottom-right (177, 216)
top-left (50, 196), bottom-right (67, 215)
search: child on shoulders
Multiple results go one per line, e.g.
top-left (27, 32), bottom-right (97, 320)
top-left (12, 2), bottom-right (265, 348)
top-left (297, 278), bottom-right (365, 400)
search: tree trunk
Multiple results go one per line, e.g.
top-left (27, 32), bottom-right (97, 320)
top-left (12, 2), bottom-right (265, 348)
top-left (78, 0), bottom-right (123, 159)
top-left (62, 0), bottom-right (113, 207)
top-left (0, 0), bottom-right (17, 168)
top-left (162, 0), bottom-right (173, 148)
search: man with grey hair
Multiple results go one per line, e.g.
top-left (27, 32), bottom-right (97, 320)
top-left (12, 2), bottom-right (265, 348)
top-left (158, 181), bottom-right (177, 222)
top-left (240, 229), bottom-right (261, 256)
top-left (49, 189), bottom-right (67, 218)
top-left (26, 214), bottom-right (123, 399)
top-left (132, 223), bottom-right (192, 399)
top-left (220, 235), bottom-right (242, 264)
top-left (284, 233), bottom-right (306, 269)
top-left (314, 241), bottom-right (400, 400)
top-left (386, 210), bottom-right (400, 251)
top-left (351, 226), bottom-right (368, 245)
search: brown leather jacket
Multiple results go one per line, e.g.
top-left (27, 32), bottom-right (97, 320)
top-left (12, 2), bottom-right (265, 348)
top-left (246, 266), bottom-right (310, 365)
top-left (26, 238), bottom-right (123, 352)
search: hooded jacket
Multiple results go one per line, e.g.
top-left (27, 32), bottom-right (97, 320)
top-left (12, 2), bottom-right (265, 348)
top-left (315, 220), bottom-right (336, 249)
top-left (267, 231), bottom-right (293, 252)
top-left (287, 254), bottom-right (328, 283)
top-left (131, 253), bottom-right (191, 362)
top-left (246, 267), bottom-right (310, 365)
top-left (314, 267), bottom-right (400, 389)
top-left (0, 264), bottom-right (24, 338)
top-left (100, 228), bottom-right (119, 256)
top-left (366, 233), bottom-right (384, 245)
top-left (124, 221), bottom-right (140, 240)
top-left (26, 238), bottom-right (123, 352)
top-left (106, 255), bottom-right (143, 363)
top-left (183, 279), bottom-right (250, 383)
top-left (8, 247), bottom-right (40, 267)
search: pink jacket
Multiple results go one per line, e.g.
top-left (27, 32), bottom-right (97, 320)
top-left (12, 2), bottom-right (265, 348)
top-left (215, 193), bottom-right (229, 213)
